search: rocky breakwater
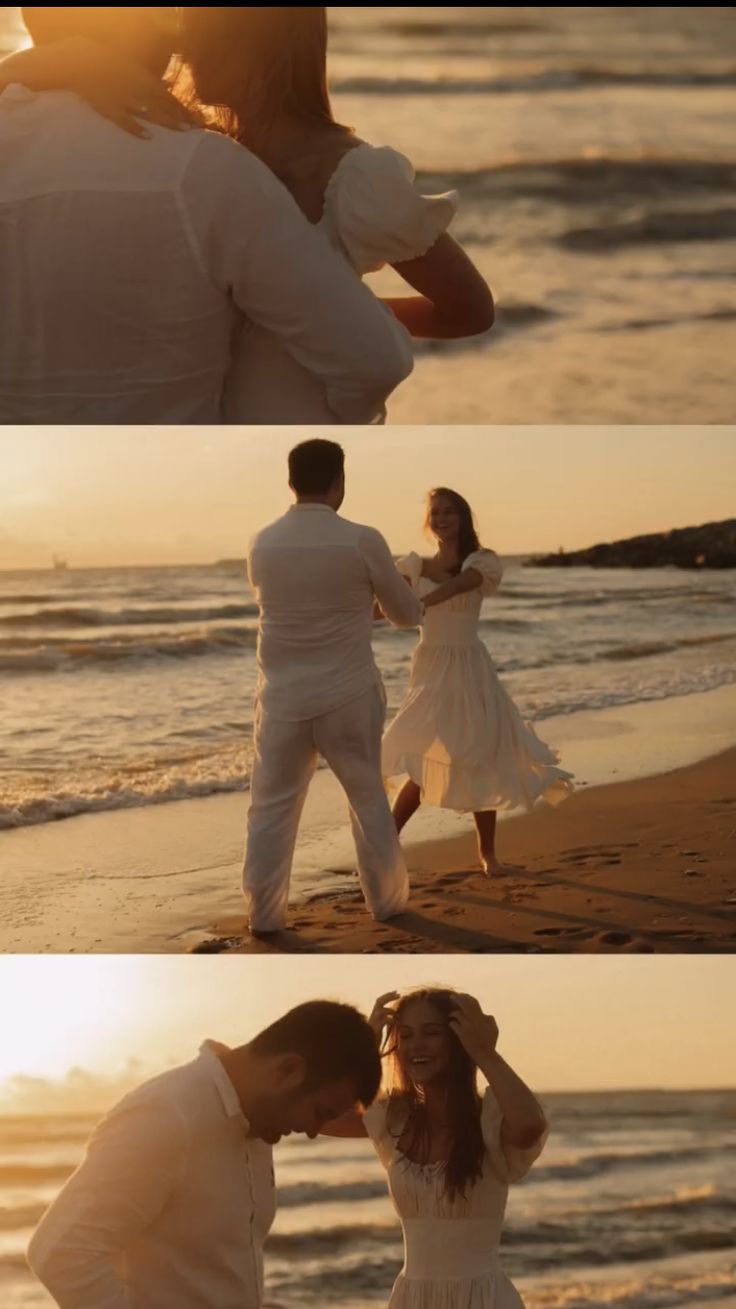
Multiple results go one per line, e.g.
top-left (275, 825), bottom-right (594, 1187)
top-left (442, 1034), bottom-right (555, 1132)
top-left (528, 520), bottom-right (736, 569)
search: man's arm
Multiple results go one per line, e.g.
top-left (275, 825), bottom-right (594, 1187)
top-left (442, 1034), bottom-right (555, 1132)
top-left (360, 528), bottom-right (423, 630)
top-left (184, 135), bottom-right (414, 425)
top-left (27, 1096), bottom-right (186, 1309)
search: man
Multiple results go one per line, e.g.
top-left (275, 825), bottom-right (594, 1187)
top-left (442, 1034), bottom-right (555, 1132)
top-left (27, 1000), bottom-right (381, 1309)
top-left (0, 8), bottom-right (412, 423)
top-left (244, 439), bottom-right (424, 932)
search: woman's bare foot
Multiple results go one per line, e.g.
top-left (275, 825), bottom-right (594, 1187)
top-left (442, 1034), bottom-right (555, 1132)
top-left (481, 856), bottom-right (525, 878)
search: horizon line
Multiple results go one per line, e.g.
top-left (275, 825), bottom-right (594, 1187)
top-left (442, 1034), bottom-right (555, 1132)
top-left (1, 1084), bottom-right (734, 1112)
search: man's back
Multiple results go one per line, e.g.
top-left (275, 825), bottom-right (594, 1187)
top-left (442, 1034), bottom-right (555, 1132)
top-left (0, 88), bottom-right (234, 422)
top-left (0, 87), bottom-right (413, 424)
top-left (248, 505), bottom-right (422, 720)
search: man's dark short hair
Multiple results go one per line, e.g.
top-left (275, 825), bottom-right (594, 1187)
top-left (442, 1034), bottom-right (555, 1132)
top-left (250, 1000), bottom-right (380, 1108)
top-left (288, 439), bottom-right (344, 497)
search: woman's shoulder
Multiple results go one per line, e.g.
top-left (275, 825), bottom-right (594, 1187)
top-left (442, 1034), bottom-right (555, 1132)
top-left (397, 552), bottom-right (442, 590)
top-left (323, 138), bottom-right (411, 203)
top-left (324, 139), bottom-right (458, 272)
top-left (463, 547), bottom-right (502, 571)
top-left (462, 549), bottom-right (503, 595)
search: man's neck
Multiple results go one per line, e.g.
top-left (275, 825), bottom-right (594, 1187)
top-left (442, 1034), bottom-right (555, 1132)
top-left (295, 496), bottom-right (334, 507)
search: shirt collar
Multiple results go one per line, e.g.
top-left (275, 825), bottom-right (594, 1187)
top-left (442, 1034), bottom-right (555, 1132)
top-left (288, 503), bottom-right (336, 513)
top-left (199, 1040), bottom-right (250, 1129)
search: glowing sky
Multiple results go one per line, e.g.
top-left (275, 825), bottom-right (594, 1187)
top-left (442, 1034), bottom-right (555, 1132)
top-left (1, 426), bottom-right (733, 569)
top-left (1, 955), bottom-right (733, 1109)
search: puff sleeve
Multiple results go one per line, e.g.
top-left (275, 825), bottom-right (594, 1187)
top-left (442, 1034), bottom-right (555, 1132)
top-left (330, 145), bottom-right (459, 274)
top-left (462, 549), bottom-right (503, 597)
top-left (480, 1086), bottom-right (548, 1183)
top-left (394, 551), bottom-right (424, 591)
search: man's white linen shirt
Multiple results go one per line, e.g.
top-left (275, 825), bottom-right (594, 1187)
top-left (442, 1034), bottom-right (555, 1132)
top-left (28, 1043), bottom-right (275, 1309)
top-left (0, 86), bottom-right (413, 423)
top-left (247, 504), bottom-right (423, 721)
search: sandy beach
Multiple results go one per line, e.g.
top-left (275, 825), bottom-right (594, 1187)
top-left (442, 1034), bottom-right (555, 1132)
top-left (1, 685), bottom-right (734, 955)
top-left (234, 744), bottom-right (733, 957)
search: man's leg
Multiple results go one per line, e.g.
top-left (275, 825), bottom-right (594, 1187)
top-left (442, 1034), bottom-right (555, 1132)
top-left (243, 708), bottom-right (317, 931)
top-left (315, 686), bottom-right (409, 920)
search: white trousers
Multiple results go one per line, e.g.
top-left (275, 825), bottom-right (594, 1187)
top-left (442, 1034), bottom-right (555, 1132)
top-left (243, 686), bottom-right (409, 931)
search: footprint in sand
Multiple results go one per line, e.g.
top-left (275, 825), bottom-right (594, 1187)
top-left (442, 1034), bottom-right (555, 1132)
top-left (191, 936), bottom-right (242, 954)
top-left (534, 926), bottom-right (593, 939)
top-left (435, 874), bottom-right (460, 889)
top-left (597, 931), bottom-right (633, 947)
top-left (372, 936), bottom-right (426, 952)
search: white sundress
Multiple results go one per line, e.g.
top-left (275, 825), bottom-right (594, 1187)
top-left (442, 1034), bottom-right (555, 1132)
top-left (223, 143), bottom-right (458, 422)
top-left (382, 551), bottom-right (574, 812)
top-left (363, 1087), bottom-right (547, 1309)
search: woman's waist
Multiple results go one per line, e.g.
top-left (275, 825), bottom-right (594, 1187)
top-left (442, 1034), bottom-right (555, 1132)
top-left (418, 629), bottom-right (485, 649)
top-left (400, 1217), bottom-right (502, 1280)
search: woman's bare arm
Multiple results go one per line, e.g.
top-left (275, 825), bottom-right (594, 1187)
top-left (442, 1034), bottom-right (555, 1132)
top-left (422, 566), bottom-right (482, 608)
top-left (449, 997), bottom-right (548, 1149)
top-left (383, 234), bottom-right (494, 339)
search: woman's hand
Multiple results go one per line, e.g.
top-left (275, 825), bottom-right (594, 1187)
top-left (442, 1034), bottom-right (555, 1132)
top-left (448, 993), bottom-right (499, 1066)
top-left (369, 991), bottom-right (399, 1044)
top-left (0, 38), bottom-right (195, 137)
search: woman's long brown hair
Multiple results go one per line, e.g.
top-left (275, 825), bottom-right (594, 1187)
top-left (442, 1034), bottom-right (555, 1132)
top-left (425, 488), bottom-right (481, 573)
top-left (179, 7), bottom-right (349, 152)
top-left (384, 989), bottom-right (486, 1201)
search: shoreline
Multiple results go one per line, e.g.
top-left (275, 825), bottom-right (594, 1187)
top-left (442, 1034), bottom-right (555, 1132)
top-left (213, 742), bottom-right (736, 956)
top-left (0, 685), bottom-right (734, 954)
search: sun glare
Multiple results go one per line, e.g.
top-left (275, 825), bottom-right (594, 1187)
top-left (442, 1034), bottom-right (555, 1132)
top-left (0, 958), bottom-right (147, 1085)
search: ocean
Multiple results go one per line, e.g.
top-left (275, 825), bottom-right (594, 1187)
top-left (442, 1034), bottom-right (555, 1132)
top-left (1, 1089), bottom-right (735, 1309)
top-left (1, 7), bottom-right (734, 423)
top-left (1, 559), bottom-right (735, 831)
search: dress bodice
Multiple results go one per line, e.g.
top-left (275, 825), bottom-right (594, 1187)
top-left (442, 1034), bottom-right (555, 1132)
top-left (398, 551), bottom-right (503, 649)
top-left (363, 1089), bottom-right (546, 1283)
top-left (417, 575), bottom-right (485, 647)
top-left (386, 1152), bottom-right (508, 1279)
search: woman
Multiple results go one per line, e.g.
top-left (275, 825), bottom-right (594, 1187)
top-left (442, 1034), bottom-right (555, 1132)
top-left (382, 489), bottom-right (573, 874)
top-left (324, 987), bottom-right (548, 1309)
top-left (0, 8), bottom-right (494, 422)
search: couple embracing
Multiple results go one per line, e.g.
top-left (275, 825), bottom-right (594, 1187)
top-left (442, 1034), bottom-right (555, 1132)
top-left (29, 989), bottom-right (548, 1309)
top-left (0, 6), bottom-right (493, 424)
top-left (244, 439), bottom-right (573, 932)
